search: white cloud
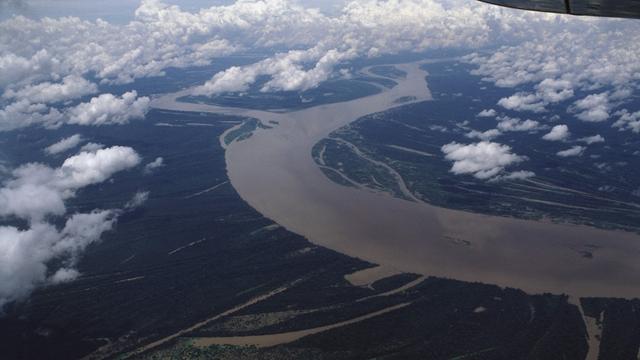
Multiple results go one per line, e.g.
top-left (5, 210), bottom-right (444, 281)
top-left (497, 92), bottom-right (546, 113)
top-left (441, 141), bottom-right (526, 180)
top-left (557, 145), bottom-right (586, 157)
top-left (535, 78), bottom-right (574, 103)
top-left (571, 92), bottom-right (610, 122)
top-left (193, 46), bottom-right (358, 95)
top-left (468, 29), bottom-right (640, 93)
top-left (0, 90), bottom-right (150, 132)
top-left (0, 146), bottom-right (141, 308)
top-left (80, 142), bottom-right (105, 152)
top-left (143, 157), bottom-right (164, 174)
top-left (0, 181), bottom-right (66, 222)
top-left (465, 128), bottom-right (502, 141)
top-left (125, 191), bottom-right (150, 209)
top-left (67, 91), bottom-right (150, 126)
top-left (49, 268), bottom-right (81, 284)
top-left (579, 134), bottom-right (605, 144)
top-left (0, 99), bottom-right (63, 131)
top-left (467, 26), bottom-right (640, 117)
top-left (3, 75), bottom-right (97, 104)
top-left (477, 109), bottom-right (497, 117)
top-left (0, 146), bottom-right (140, 221)
top-left (496, 116), bottom-right (540, 132)
top-left (187, 0), bottom-right (575, 95)
top-left (0, 0), bottom-right (633, 128)
top-left (44, 134), bottom-right (84, 155)
top-left (0, 210), bottom-right (116, 308)
top-left (490, 170), bottom-right (535, 182)
top-left (613, 109), bottom-right (640, 133)
top-left (0, 50), bottom-right (59, 88)
top-left (54, 146), bottom-right (141, 190)
top-left (494, 79), bottom-right (574, 114)
top-left (0, 0), bottom-right (634, 104)
top-left (542, 124), bottom-right (570, 141)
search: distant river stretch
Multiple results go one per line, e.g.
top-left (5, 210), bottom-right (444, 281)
top-left (153, 62), bottom-right (640, 299)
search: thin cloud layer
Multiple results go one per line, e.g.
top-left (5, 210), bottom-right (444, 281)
top-left (44, 134), bottom-right (84, 155)
top-left (579, 134), bottom-right (605, 144)
top-left (144, 157), bottom-right (164, 174)
top-left (557, 145), bottom-right (586, 157)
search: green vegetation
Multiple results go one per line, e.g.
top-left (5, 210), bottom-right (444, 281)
top-left (224, 119), bottom-right (260, 145)
top-left (179, 79), bottom-right (383, 111)
top-left (368, 65), bottom-right (407, 79)
top-left (315, 60), bottom-right (640, 232)
top-left (312, 137), bottom-right (412, 201)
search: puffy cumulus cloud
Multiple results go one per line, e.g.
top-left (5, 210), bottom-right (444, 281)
top-left (0, 0), bottom-right (338, 87)
top-left (0, 210), bottom-right (116, 308)
top-left (0, 90), bottom-right (149, 131)
top-left (496, 116), bottom-right (541, 132)
top-left (497, 92), bottom-right (546, 113)
top-left (3, 75), bottom-right (97, 104)
top-left (190, 0), bottom-right (572, 95)
top-left (44, 134), bottom-right (84, 155)
top-left (489, 78), bottom-right (574, 113)
top-left (579, 134), bottom-right (605, 144)
top-left (192, 65), bottom-right (258, 95)
top-left (542, 124), bottom-right (570, 141)
top-left (535, 78), bottom-right (574, 103)
top-left (477, 109), bottom-right (496, 117)
top-left (193, 46), bottom-right (357, 94)
top-left (0, 146), bottom-right (140, 221)
top-left (613, 109), bottom-right (640, 133)
top-left (67, 91), bottom-right (150, 126)
top-left (557, 145), bottom-right (586, 157)
top-left (571, 92), bottom-right (610, 122)
top-left (0, 147), bottom-right (142, 308)
top-left (54, 146), bottom-right (141, 190)
top-left (0, 50), bottom-right (60, 89)
top-left (441, 141), bottom-right (526, 180)
top-left (0, 99), bottom-right (63, 131)
top-left (0, 0), bottom-right (638, 129)
top-left (468, 29), bottom-right (640, 91)
top-left (467, 26), bottom-right (640, 115)
top-left (0, 180), bottom-right (66, 221)
top-left (0, 0), bottom-right (601, 114)
top-left (0, 0), bottom-right (632, 101)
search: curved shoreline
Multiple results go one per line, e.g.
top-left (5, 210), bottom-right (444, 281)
top-left (152, 62), bottom-right (640, 299)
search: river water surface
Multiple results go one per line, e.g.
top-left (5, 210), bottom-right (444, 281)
top-left (153, 62), bottom-right (640, 298)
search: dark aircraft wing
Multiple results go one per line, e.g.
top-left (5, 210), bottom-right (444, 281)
top-left (478, 0), bottom-right (640, 19)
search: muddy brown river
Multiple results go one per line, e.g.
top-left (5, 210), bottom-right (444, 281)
top-left (152, 62), bottom-right (640, 298)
